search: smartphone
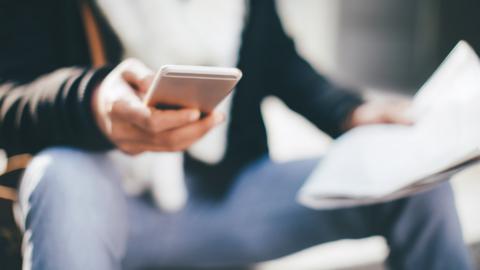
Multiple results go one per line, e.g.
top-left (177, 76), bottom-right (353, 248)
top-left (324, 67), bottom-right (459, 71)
top-left (144, 65), bottom-right (243, 113)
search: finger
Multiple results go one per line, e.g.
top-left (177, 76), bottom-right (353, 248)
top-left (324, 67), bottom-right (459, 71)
top-left (109, 121), bottom-right (149, 142)
top-left (146, 109), bottom-right (201, 132)
top-left (122, 71), bottom-right (154, 94)
top-left (118, 58), bottom-right (154, 93)
top-left (156, 112), bottom-right (225, 150)
top-left (110, 100), bottom-right (151, 130)
top-left (117, 142), bottom-right (167, 154)
top-left (117, 58), bottom-right (154, 78)
top-left (122, 71), bottom-right (141, 90)
top-left (119, 140), bottom-right (188, 153)
top-left (117, 143), bottom-right (147, 156)
top-left (385, 103), bottom-right (414, 125)
top-left (124, 113), bottom-right (223, 152)
top-left (385, 111), bottom-right (413, 125)
top-left (111, 102), bottom-right (202, 133)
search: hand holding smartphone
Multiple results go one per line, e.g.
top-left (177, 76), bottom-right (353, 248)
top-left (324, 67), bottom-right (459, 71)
top-left (91, 59), bottom-right (236, 155)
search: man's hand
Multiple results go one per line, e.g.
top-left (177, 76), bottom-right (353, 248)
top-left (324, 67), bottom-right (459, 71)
top-left (91, 59), bottom-right (224, 155)
top-left (344, 99), bottom-right (413, 130)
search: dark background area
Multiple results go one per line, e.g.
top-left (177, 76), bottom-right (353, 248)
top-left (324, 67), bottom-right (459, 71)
top-left (335, 0), bottom-right (480, 91)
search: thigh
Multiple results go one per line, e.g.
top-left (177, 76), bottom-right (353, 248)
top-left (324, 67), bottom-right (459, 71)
top-left (215, 157), bottom-right (376, 259)
top-left (122, 157), bottom-right (376, 269)
top-left (19, 148), bottom-right (130, 270)
top-left (219, 158), bottom-right (468, 270)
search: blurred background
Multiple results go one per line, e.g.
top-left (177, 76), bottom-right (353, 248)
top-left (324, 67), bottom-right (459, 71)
top-left (255, 0), bottom-right (480, 269)
top-left (2, 0), bottom-right (480, 269)
top-left (276, 0), bottom-right (480, 92)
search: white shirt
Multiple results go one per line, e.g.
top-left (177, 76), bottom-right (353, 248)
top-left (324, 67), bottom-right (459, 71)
top-left (97, 0), bottom-right (247, 163)
top-left (97, 0), bottom-right (247, 210)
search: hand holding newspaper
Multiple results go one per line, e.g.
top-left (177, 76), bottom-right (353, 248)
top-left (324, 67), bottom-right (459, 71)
top-left (298, 41), bottom-right (480, 209)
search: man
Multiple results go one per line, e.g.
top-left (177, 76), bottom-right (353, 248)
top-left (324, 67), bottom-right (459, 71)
top-left (0, 0), bottom-right (472, 269)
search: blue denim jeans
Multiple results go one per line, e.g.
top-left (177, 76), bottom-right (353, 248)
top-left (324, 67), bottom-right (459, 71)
top-left (18, 148), bottom-right (473, 270)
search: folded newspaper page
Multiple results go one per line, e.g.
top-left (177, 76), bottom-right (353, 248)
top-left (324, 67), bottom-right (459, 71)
top-left (298, 41), bottom-right (480, 209)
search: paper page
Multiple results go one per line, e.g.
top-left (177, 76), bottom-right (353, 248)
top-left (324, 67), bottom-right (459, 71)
top-left (298, 41), bottom-right (480, 208)
top-left (300, 156), bottom-right (480, 209)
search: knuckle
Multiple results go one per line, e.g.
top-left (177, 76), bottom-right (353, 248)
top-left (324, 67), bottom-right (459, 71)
top-left (145, 118), bottom-right (158, 132)
top-left (163, 133), bottom-right (178, 146)
top-left (105, 104), bottom-right (117, 117)
top-left (109, 103), bottom-right (120, 115)
top-left (152, 134), bottom-right (164, 145)
top-left (109, 132), bottom-right (122, 142)
top-left (152, 133), bottom-right (171, 146)
top-left (111, 101), bottom-right (130, 117)
top-left (196, 123), bottom-right (212, 135)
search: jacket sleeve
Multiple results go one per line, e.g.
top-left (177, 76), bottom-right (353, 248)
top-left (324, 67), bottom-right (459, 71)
top-left (260, 0), bottom-right (364, 138)
top-left (0, 68), bottom-right (114, 155)
top-left (0, 2), bottom-right (113, 155)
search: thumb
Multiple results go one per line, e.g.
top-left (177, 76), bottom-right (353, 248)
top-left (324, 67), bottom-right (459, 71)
top-left (117, 58), bottom-right (153, 78)
top-left (118, 58), bottom-right (154, 93)
top-left (123, 71), bottom-right (154, 95)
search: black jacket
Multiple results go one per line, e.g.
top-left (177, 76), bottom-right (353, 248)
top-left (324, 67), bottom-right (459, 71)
top-left (0, 0), bottom-right (362, 186)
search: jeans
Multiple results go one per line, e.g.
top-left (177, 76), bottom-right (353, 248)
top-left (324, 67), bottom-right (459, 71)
top-left (18, 148), bottom-right (473, 270)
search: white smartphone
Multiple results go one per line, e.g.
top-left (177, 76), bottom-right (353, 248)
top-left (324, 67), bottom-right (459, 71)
top-left (144, 65), bottom-right (243, 113)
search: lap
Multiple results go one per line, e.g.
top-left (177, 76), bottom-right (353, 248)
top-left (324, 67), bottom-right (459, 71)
top-left (123, 157), bottom-right (377, 268)
top-left (124, 156), bottom-right (458, 268)
top-left (19, 148), bottom-right (459, 269)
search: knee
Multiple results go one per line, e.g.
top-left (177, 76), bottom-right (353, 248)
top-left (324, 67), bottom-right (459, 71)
top-left (19, 148), bottom-right (128, 268)
top-left (387, 182), bottom-right (461, 232)
top-left (19, 147), bottom-right (120, 216)
top-left (21, 148), bottom-right (100, 200)
top-left (408, 183), bottom-right (457, 218)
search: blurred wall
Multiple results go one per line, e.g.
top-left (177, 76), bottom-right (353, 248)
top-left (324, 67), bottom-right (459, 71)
top-left (335, 0), bottom-right (439, 90)
top-left (277, 0), bottom-right (341, 75)
top-left (277, 0), bottom-right (480, 92)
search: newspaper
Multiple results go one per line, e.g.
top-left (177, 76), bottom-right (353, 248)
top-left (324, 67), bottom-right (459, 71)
top-left (298, 41), bottom-right (480, 209)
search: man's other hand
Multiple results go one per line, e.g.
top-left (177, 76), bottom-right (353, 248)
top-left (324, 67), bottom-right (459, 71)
top-left (344, 99), bottom-right (413, 130)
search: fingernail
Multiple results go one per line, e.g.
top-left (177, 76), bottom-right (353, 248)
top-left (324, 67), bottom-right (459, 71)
top-left (214, 113), bottom-right (225, 125)
top-left (190, 110), bottom-right (201, 121)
